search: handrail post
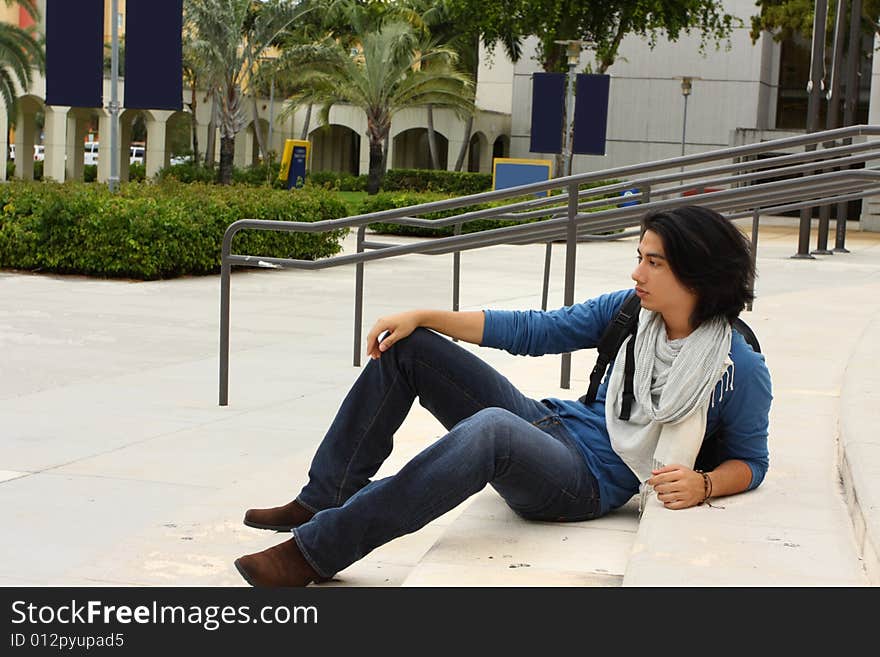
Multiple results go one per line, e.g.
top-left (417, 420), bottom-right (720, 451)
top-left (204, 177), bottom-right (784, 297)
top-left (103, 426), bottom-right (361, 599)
top-left (748, 209), bottom-right (760, 312)
top-left (452, 223), bottom-right (462, 342)
top-left (453, 223), bottom-right (462, 311)
top-left (560, 182), bottom-right (579, 389)
top-left (834, 193), bottom-right (851, 253)
top-left (835, 0), bottom-right (862, 254)
top-left (219, 228), bottom-right (235, 406)
top-left (353, 226), bottom-right (366, 367)
top-left (541, 242), bottom-right (552, 311)
top-left (794, 0), bottom-right (827, 259)
top-left (814, 201), bottom-right (834, 254)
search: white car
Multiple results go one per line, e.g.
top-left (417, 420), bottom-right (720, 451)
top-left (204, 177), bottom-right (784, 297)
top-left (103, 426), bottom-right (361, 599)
top-left (78, 143), bottom-right (145, 166)
top-left (129, 144), bottom-right (145, 165)
top-left (84, 142), bottom-right (99, 166)
top-left (8, 144), bottom-right (45, 162)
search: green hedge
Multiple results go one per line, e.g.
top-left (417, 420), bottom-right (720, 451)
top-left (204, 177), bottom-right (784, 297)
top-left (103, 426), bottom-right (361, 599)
top-left (157, 162), bottom-right (216, 184)
top-left (157, 161), bottom-right (285, 188)
top-left (361, 191), bottom-right (561, 237)
top-left (6, 161), bottom-right (44, 180)
top-left (304, 169), bottom-right (491, 195)
top-left (7, 162), bottom-right (142, 183)
top-left (381, 169), bottom-right (492, 195)
top-left (0, 181), bottom-right (349, 280)
top-left (129, 162), bottom-right (146, 182)
top-left (361, 186), bottom-right (620, 238)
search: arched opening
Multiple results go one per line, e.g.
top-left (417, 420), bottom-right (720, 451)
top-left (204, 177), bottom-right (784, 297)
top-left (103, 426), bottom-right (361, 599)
top-left (120, 109), bottom-right (151, 182)
top-left (11, 95), bottom-right (44, 180)
top-left (468, 131), bottom-right (489, 173)
top-left (166, 111), bottom-right (192, 164)
top-left (66, 108), bottom-right (100, 182)
top-left (309, 124), bottom-right (361, 174)
top-left (492, 134), bottom-right (509, 161)
top-left (392, 127), bottom-right (448, 170)
top-left (248, 118), bottom-right (270, 165)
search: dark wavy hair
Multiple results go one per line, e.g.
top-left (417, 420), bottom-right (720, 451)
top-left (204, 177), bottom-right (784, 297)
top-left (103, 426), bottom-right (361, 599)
top-left (640, 205), bottom-right (755, 328)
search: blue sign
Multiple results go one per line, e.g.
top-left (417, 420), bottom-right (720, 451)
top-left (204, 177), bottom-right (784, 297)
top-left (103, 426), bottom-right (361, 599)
top-left (46, 0), bottom-right (104, 108)
top-left (572, 74), bottom-right (610, 155)
top-left (493, 158), bottom-right (553, 198)
top-left (530, 73), bottom-right (566, 154)
top-left (287, 145), bottom-right (308, 189)
top-left (619, 188), bottom-right (640, 207)
top-left (125, 0), bottom-right (183, 111)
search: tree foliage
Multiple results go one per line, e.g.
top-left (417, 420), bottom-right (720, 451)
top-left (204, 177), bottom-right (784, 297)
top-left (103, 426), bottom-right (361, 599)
top-left (750, 0), bottom-right (879, 42)
top-left (276, 18), bottom-right (474, 193)
top-left (447, 0), bottom-right (739, 73)
top-left (0, 0), bottom-right (44, 112)
top-left (183, 0), bottom-right (305, 183)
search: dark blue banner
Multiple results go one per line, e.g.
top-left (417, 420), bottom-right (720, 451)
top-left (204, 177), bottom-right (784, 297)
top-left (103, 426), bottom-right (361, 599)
top-left (287, 145), bottom-right (309, 189)
top-left (45, 0), bottom-right (104, 108)
top-left (124, 0), bottom-right (183, 110)
top-left (529, 73), bottom-right (565, 154)
top-left (572, 74), bottom-right (610, 155)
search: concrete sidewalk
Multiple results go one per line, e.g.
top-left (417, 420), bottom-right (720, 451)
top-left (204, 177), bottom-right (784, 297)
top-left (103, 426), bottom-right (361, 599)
top-left (1, 218), bottom-right (878, 586)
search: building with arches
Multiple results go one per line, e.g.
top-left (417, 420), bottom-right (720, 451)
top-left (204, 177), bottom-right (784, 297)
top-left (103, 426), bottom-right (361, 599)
top-left (6, 0), bottom-right (880, 231)
top-left (0, 1), bottom-right (511, 182)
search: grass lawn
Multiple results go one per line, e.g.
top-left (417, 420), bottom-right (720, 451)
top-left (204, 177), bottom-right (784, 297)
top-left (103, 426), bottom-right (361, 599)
top-left (335, 191), bottom-right (369, 215)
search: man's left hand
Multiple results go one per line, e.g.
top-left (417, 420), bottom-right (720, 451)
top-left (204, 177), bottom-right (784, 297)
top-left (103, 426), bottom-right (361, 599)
top-left (647, 464), bottom-right (705, 510)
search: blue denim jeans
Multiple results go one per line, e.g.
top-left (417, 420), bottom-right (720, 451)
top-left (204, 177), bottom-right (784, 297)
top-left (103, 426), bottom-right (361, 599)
top-left (292, 328), bottom-right (601, 578)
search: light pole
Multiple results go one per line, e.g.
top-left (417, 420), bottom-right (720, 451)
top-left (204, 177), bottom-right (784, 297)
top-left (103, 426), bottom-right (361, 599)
top-left (108, 0), bottom-right (120, 192)
top-left (676, 76), bottom-right (701, 185)
top-left (675, 76), bottom-right (700, 185)
top-left (679, 76), bottom-right (693, 157)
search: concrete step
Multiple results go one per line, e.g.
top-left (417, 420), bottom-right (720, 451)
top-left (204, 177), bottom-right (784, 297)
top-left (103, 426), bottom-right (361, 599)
top-left (401, 490), bottom-right (638, 586)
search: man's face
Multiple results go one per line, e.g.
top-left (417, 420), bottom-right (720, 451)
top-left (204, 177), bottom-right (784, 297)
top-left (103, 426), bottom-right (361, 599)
top-left (630, 230), bottom-right (698, 323)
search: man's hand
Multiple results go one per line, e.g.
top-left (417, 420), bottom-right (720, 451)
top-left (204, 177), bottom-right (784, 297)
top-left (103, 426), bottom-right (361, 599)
top-left (366, 311), bottom-right (422, 360)
top-left (647, 464), bottom-right (706, 510)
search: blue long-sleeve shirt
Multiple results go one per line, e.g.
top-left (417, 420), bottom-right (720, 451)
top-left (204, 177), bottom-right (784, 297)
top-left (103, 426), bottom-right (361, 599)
top-left (481, 289), bottom-right (772, 515)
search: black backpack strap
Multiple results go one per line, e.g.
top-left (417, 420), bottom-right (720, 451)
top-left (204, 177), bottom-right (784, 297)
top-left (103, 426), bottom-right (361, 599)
top-left (579, 293), bottom-right (641, 405)
top-left (619, 325), bottom-right (638, 420)
top-left (731, 317), bottom-right (761, 353)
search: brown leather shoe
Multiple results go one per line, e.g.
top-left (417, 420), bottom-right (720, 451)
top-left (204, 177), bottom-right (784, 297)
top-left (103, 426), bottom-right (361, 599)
top-left (234, 537), bottom-right (320, 587)
top-left (243, 500), bottom-right (314, 531)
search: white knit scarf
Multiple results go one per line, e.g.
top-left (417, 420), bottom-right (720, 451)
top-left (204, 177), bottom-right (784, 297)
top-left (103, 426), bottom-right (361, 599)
top-left (605, 309), bottom-right (733, 510)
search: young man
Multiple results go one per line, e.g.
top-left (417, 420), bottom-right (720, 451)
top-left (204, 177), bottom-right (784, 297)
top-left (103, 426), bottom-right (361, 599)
top-left (234, 205), bottom-right (772, 587)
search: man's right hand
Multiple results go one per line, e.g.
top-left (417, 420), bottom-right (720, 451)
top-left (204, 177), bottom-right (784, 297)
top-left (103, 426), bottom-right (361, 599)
top-left (366, 311), bottom-right (423, 360)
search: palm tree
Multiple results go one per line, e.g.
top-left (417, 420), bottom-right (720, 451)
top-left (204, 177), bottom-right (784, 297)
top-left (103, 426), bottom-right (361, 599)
top-left (0, 0), bottom-right (44, 112)
top-left (402, 0), bottom-right (522, 172)
top-left (279, 20), bottom-right (474, 194)
top-left (183, 0), bottom-right (304, 184)
top-left (182, 38), bottom-right (202, 167)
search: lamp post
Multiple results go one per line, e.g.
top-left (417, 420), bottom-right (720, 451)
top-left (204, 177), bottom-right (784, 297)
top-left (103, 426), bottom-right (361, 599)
top-left (108, 0), bottom-right (120, 193)
top-left (679, 76), bottom-right (693, 157)
top-left (676, 76), bottom-right (700, 184)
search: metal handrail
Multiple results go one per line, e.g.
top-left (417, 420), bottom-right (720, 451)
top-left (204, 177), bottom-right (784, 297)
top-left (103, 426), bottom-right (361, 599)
top-left (219, 124), bottom-right (880, 405)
